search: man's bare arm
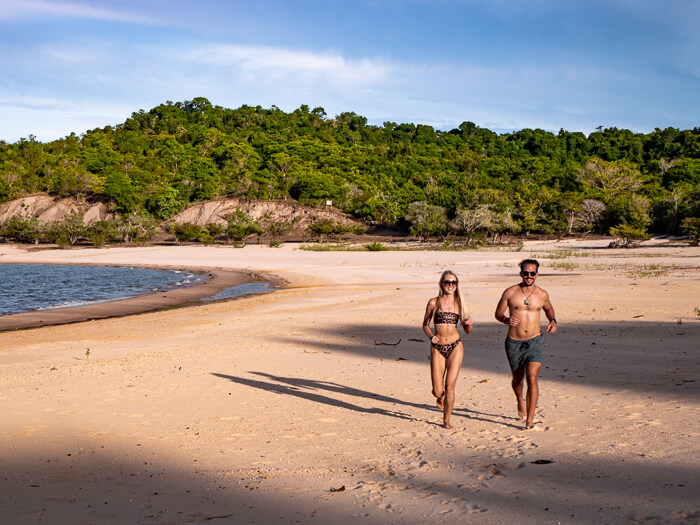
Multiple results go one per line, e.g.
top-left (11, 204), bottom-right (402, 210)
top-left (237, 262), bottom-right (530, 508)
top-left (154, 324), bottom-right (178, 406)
top-left (542, 293), bottom-right (557, 334)
top-left (495, 288), bottom-right (517, 326)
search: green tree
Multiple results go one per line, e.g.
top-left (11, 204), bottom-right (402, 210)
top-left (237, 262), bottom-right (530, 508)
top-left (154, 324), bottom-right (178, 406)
top-left (116, 212), bottom-right (158, 244)
top-left (451, 205), bottom-right (491, 244)
top-left (405, 201), bottom-right (448, 240)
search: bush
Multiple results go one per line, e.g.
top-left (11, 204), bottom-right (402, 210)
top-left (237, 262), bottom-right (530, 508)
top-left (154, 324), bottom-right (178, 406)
top-left (116, 212), bottom-right (158, 244)
top-left (309, 218), bottom-right (366, 237)
top-left (85, 220), bottom-right (114, 247)
top-left (365, 241), bottom-right (387, 251)
top-left (309, 218), bottom-right (337, 235)
top-left (681, 217), bottom-right (700, 245)
top-left (225, 211), bottom-right (262, 243)
top-left (608, 223), bottom-right (650, 248)
top-left (0, 216), bottom-right (43, 244)
top-left (405, 201), bottom-right (448, 240)
top-left (44, 214), bottom-right (85, 246)
top-left (263, 218), bottom-right (291, 243)
top-left (171, 222), bottom-right (204, 243)
top-left (205, 222), bottom-right (225, 239)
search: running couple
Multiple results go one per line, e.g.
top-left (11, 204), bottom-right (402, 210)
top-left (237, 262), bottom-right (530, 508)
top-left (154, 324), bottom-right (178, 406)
top-left (423, 259), bottom-right (557, 429)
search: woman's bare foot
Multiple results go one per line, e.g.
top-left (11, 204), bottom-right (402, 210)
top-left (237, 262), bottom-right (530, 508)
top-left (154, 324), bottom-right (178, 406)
top-left (432, 390), bottom-right (445, 409)
top-left (517, 397), bottom-right (527, 420)
top-left (525, 420), bottom-right (534, 430)
top-left (443, 421), bottom-right (454, 429)
top-left (436, 394), bottom-right (445, 409)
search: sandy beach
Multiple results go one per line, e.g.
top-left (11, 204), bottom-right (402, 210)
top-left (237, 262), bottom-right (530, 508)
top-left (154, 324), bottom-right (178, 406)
top-left (1, 240), bottom-right (699, 524)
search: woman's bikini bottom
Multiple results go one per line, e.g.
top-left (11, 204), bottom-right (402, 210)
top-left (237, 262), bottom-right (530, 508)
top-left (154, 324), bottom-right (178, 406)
top-left (432, 338), bottom-right (462, 359)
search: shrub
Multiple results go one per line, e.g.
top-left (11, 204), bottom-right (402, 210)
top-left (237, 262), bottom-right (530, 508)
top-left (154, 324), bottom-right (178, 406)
top-left (609, 223), bottom-right (650, 248)
top-left (309, 218), bottom-right (366, 237)
top-left (0, 216), bottom-right (43, 244)
top-left (172, 222), bottom-right (204, 243)
top-left (365, 241), bottom-right (387, 251)
top-left (225, 211), bottom-right (262, 243)
top-left (116, 212), bottom-right (158, 244)
top-left (405, 201), bottom-right (448, 240)
top-left (205, 222), bottom-right (225, 239)
top-left (85, 220), bottom-right (114, 247)
top-left (681, 217), bottom-right (700, 245)
top-left (263, 218), bottom-right (292, 243)
top-left (44, 214), bottom-right (85, 246)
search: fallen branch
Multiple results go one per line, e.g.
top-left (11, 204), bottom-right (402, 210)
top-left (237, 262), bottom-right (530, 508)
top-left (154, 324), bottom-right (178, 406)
top-left (374, 339), bottom-right (401, 346)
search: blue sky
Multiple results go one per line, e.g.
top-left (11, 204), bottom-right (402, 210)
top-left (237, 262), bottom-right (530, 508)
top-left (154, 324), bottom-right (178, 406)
top-left (1, 0), bottom-right (698, 142)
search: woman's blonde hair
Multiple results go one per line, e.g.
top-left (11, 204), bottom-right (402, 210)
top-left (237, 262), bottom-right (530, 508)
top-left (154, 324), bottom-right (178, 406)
top-left (433, 270), bottom-right (468, 323)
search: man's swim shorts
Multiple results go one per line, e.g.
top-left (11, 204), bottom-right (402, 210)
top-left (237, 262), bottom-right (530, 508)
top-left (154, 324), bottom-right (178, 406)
top-left (504, 334), bottom-right (546, 370)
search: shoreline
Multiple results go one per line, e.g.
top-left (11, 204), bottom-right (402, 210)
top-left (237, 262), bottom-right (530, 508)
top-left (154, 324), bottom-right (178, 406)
top-left (0, 264), bottom-right (259, 331)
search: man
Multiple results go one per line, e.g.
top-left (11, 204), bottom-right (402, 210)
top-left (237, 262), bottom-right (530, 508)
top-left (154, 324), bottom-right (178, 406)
top-left (495, 259), bottom-right (557, 429)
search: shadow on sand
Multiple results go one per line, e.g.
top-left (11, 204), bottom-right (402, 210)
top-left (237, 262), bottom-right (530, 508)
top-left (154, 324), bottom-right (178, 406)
top-left (270, 319), bottom-right (700, 401)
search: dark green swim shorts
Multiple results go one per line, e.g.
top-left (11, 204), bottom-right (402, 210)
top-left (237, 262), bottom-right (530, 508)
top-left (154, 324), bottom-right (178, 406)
top-left (505, 334), bottom-right (546, 370)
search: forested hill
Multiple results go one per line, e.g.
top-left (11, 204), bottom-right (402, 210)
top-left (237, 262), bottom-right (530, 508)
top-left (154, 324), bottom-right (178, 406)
top-left (1, 97), bottom-right (699, 239)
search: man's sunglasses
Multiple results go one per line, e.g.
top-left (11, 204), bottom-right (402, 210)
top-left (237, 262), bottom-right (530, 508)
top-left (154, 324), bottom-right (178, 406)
top-left (521, 271), bottom-right (537, 277)
top-left (442, 280), bottom-right (458, 286)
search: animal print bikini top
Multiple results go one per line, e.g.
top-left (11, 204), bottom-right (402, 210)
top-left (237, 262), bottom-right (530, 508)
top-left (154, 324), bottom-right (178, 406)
top-left (434, 311), bottom-right (460, 325)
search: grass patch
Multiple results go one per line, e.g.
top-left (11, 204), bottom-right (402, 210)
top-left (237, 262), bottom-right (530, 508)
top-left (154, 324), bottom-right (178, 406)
top-left (300, 243), bottom-right (363, 251)
top-left (548, 261), bottom-right (579, 271)
top-left (436, 239), bottom-right (482, 251)
top-left (365, 241), bottom-right (388, 251)
top-left (299, 241), bottom-right (391, 251)
top-left (535, 250), bottom-right (593, 259)
top-left (627, 263), bottom-right (673, 278)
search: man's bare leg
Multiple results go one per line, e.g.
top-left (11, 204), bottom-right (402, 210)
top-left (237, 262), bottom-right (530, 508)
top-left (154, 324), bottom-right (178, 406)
top-left (430, 349), bottom-right (446, 409)
top-left (510, 369), bottom-right (527, 420)
top-left (524, 361), bottom-right (542, 429)
top-left (442, 345), bottom-right (464, 429)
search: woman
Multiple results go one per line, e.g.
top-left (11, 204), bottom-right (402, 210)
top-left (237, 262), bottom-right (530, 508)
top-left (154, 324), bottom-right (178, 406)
top-left (423, 270), bottom-right (473, 429)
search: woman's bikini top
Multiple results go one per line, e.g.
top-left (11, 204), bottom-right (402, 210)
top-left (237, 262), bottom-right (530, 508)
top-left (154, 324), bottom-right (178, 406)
top-left (434, 311), bottom-right (460, 325)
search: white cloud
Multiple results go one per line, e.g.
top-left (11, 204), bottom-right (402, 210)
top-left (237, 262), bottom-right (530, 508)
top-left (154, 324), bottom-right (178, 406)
top-left (185, 44), bottom-right (393, 88)
top-left (0, 0), bottom-right (153, 24)
top-left (41, 43), bottom-right (106, 65)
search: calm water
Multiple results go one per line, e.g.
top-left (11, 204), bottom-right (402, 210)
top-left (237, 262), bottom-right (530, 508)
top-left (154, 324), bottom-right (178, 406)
top-left (0, 264), bottom-right (208, 316)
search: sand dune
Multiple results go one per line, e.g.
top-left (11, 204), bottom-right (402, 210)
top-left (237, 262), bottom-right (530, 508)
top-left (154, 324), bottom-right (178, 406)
top-left (1, 241), bottom-right (698, 524)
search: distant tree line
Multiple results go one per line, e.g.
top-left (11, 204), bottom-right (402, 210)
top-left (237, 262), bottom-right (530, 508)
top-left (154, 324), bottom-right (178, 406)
top-left (1, 97), bottom-right (699, 244)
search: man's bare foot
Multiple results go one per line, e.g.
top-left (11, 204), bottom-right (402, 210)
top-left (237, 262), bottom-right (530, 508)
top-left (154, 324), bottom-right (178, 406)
top-left (443, 421), bottom-right (454, 429)
top-left (525, 420), bottom-right (534, 430)
top-left (517, 398), bottom-right (527, 420)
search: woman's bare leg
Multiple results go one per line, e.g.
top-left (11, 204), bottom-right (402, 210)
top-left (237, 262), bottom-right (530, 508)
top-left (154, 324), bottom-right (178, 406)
top-left (430, 348), bottom-right (446, 408)
top-left (442, 344), bottom-right (464, 429)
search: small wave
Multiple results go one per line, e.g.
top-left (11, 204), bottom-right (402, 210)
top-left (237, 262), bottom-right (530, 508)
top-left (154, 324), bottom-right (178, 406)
top-left (33, 297), bottom-right (121, 311)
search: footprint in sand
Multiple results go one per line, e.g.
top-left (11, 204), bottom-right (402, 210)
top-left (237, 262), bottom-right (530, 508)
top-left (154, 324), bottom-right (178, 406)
top-left (441, 497), bottom-right (466, 505)
top-left (467, 503), bottom-right (488, 514)
top-left (458, 483), bottom-right (483, 493)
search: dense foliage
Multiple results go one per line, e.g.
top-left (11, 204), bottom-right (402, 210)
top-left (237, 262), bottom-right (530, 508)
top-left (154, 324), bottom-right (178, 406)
top-left (1, 97), bottom-right (699, 238)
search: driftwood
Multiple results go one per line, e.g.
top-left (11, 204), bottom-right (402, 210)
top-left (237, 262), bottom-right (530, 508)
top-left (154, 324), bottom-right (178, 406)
top-left (374, 339), bottom-right (401, 346)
